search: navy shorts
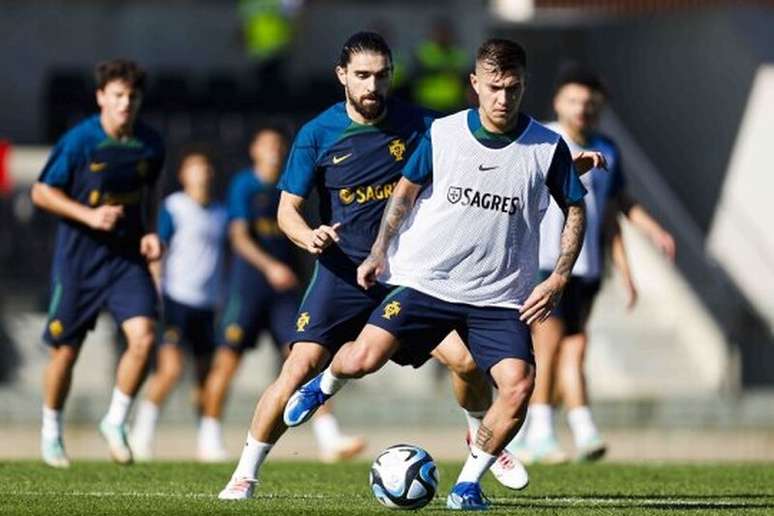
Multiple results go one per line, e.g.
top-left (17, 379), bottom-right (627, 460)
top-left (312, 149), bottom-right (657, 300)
top-left (543, 271), bottom-right (601, 335)
top-left (291, 260), bottom-right (435, 368)
top-left (368, 287), bottom-right (534, 377)
top-left (160, 295), bottom-right (215, 357)
top-left (43, 256), bottom-right (157, 347)
top-left (218, 271), bottom-right (299, 352)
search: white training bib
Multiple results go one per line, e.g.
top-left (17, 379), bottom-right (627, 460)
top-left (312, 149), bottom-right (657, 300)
top-left (162, 192), bottom-right (228, 308)
top-left (382, 110), bottom-right (562, 308)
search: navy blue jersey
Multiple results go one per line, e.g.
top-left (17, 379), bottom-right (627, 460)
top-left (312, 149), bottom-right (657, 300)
top-left (278, 98), bottom-right (436, 266)
top-left (227, 169), bottom-right (293, 278)
top-left (39, 115), bottom-right (165, 271)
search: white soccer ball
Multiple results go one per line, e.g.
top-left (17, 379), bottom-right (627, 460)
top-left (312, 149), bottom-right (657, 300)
top-left (369, 444), bottom-right (439, 510)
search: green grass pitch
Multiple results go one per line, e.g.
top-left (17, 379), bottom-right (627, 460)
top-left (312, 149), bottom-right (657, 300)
top-left (2, 461), bottom-right (774, 514)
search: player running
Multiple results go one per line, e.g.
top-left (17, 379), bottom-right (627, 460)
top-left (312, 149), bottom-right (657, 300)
top-left (283, 38), bottom-right (597, 510)
top-left (218, 32), bottom-right (534, 500)
top-left (32, 59), bottom-right (165, 467)
top-left (510, 64), bottom-right (675, 464)
top-left (129, 151), bottom-right (228, 462)
top-left (196, 127), bottom-right (365, 463)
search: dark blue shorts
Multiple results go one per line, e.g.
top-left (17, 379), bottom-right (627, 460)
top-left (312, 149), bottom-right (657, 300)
top-left (43, 256), bottom-right (157, 347)
top-left (218, 271), bottom-right (299, 352)
top-left (540, 271), bottom-right (601, 335)
top-left (160, 295), bottom-right (215, 356)
top-left (291, 261), bottom-right (435, 368)
top-left (368, 287), bottom-right (534, 377)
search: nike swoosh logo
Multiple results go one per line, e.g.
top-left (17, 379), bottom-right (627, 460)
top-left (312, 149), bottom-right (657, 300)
top-left (332, 153), bottom-right (353, 165)
top-left (90, 162), bottom-right (108, 172)
top-left (478, 165), bottom-right (499, 171)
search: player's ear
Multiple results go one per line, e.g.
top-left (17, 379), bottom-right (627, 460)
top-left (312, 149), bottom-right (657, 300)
top-left (469, 73), bottom-right (479, 95)
top-left (95, 88), bottom-right (105, 109)
top-left (335, 65), bottom-right (347, 87)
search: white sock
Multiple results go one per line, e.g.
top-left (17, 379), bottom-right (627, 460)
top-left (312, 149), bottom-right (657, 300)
top-left (233, 432), bottom-right (273, 480)
top-left (199, 416), bottom-right (224, 450)
top-left (132, 400), bottom-right (160, 443)
top-left (41, 406), bottom-right (62, 440)
top-left (104, 387), bottom-right (133, 426)
top-left (463, 410), bottom-right (485, 441)
top-left (319, 368), bottom-right (347, 396)
top-left (525, 403), bottom-right (555, 445)
top-left (313, 413), bottom-right (342, 450)
top-left (456, 445), bottom-right (497, 484)
top-left (567, 406), bottom-right (600, 447)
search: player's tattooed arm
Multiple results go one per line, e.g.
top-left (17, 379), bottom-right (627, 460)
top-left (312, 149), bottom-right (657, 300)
top-left (519, 201), bottom-right (586, 325)
top-left (554, 202), bottom-right (586, 280)
top-left (357, 178), bottom-right (423, 289)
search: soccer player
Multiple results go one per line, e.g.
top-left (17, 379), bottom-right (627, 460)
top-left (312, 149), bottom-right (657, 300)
top-left (283, 38), bottom-right (595, 510)
top-left (129, 151), bottom-right (228, 461)
top-left (510, 64), bottom-right (675, 464)
top-left (218, 32), bottom-right (532, 500)
top-left (199, 128), bottom-right (365, 463)
top-left (31, 59), bottom-right (165, 467)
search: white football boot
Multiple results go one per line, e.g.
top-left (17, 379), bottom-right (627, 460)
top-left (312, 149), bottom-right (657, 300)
top-left (218, 476), bottom-right (258, 500)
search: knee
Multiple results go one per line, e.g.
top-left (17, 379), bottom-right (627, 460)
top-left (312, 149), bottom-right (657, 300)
top-left (52, 346), bottom-right (79, 367)
top-left (158, 358), bottom-right (183, 383)
top-left (498, 371), bottom-right (535, 410)
top-left (343, 342), bottom-right (382, 378)
top-left (126, 331), bottom-right (155, 358)
top-left (447, 353), bottom-right (480, 380)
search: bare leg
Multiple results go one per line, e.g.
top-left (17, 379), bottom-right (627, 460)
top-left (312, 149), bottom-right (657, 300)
top-left (144, 344), bottom-right (185, 407)
top-left (556, 332), bottom-right (605, 460)
top-left (432, 331), bottom-right (491, 413)
top-left (43, 344), bottom-right (81, 410)
top-left (530, 317), bottom-right (564, 406)
top-left (115, 316), bottom-right (156, 397)
top-left (201, 347), bottom-right (242, 420)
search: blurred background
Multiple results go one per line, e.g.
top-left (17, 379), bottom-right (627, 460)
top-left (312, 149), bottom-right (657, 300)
top-left (1, 0), bottom-right (773, 462)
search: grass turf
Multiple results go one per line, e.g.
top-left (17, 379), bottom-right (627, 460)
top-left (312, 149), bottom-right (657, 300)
top-left (1, 461), bottom-right (774, 515)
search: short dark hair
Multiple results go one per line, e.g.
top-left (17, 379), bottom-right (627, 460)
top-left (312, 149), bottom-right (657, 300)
top-left (554, 62), bottom-right (608, 97)
top-left (476, 38), bottom-right (527, 76)
top-left (337, 31), bottom-right (392, 68)
top-left (94, 59), bottom-right (146, 91)
top-left (250, 121), bottom-right (291, 144)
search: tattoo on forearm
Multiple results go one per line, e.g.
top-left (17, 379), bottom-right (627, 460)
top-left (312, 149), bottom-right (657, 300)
top-left (555, 204), bottom-right (586, 279)
top-left (475, 424), bottom-right (494, 449)
top-left (371, 193), bottom-right (413, 256)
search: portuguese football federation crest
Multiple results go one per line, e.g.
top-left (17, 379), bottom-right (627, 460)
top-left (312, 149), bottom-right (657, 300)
top-left (388, 139), bottom-right (406, 161)
top-left (382, 301), bottom-right (401, 320)
top-left (296, 312), bottom-right (311, 332)
top-left (447, 186), bottom-right (462, 204)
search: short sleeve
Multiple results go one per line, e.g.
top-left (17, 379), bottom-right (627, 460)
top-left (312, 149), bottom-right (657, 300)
top-left (38, 136), bottom-right (80, 189)
top-left (227, 174), bottom-right (252, 222)
top-left (402, 129), bottom-right (433, 185)
top-left (278, 123), bottom-right (319, 197)
top-left (157, 202), bottom-right (174, 244)
top-left (545, 138), bottom-right (587, 211)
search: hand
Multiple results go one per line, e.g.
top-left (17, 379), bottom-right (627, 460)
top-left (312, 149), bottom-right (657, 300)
top-left (265, 262), bottom-right (299, 292)
top-left (140, 233), bottom-right (163, 262)
top-left (573, 151), bottom-right (607, 176)
top-left (357, 253), bottom-right (386, 289)
top-left (519, 273), bottom-right (567, 325)
top-left (87, 205), bottom-right (123, 231)
top-left (305, 222), bottom-right (342, 255)
top-left (651, 229), bottom-right (676, 261)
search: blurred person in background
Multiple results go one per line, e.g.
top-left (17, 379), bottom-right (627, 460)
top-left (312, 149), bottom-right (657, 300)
top-left (218, 32), bottom-right (538, 502)
top-left (198, 128), bottom-right (365, 463)
top-left (30, 59), bottom-right (165, 467)
top-left (130, 151), bottom-right (228, 462)
top-left (509, 64), bottom-right (675, 464)
top-left (411, 18), bottom-right (470, 113)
